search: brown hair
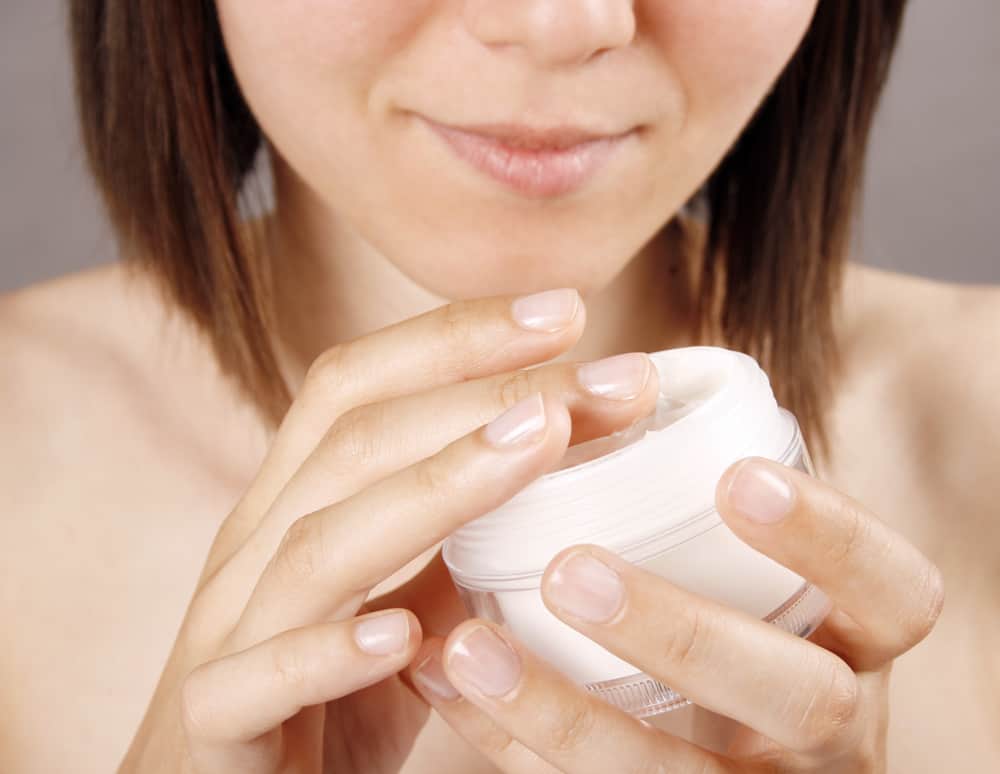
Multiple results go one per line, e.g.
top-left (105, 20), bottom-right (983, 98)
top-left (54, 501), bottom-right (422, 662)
top-left (70, 1), bottom-right (908, 461)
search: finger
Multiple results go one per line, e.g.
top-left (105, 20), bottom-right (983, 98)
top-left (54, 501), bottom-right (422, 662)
top-left (540, 545), bottom-right (865, 760)
top-left (723, 667), bottom-right (891, 763)
top-left (232, 393), bottom-right (572, 645)
top-left (364, 551), bottom-right (469, 638)
top-left (181, 610), bottom-right (421, 773)
top-left (715, 457), bottom-right (945, 669)
top-left (434, 620), bottom-right (739, 774)
top-left (303, 350), bottom-right (658, 474)
top-left (236, 352), bottom-right (658, 593)
top-left (405, 639), bottom-right (564, 774)
top-left (205, 289), bottom-right (586, 576)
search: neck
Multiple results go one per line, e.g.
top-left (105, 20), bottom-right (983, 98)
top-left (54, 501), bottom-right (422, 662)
top-left (264, 169), bottom-right (700, 394)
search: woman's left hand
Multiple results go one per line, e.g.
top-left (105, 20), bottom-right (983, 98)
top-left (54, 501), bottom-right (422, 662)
top-left (405, 456), bottom-right (945, 773)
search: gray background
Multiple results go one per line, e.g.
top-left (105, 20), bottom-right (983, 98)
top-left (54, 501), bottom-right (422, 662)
top-left (1, 0), bottom-right (997, 292)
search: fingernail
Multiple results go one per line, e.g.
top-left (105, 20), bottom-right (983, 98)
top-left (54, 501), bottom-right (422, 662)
top-left (448, 626), bottom-right (521, 698)
top-left (576, 353), bottom-right (651, 400)
top-left (727, 460), bottom-right (795, 524)
top-left (414, 653), bottom-right (460, 701)
top-left (483, 393), bottom-right (547, 448)
top-left (354, 612), bottom-right (410, 655)
top-left (545, 552), bottom-right (625, 623)
top-left (511, 288), bottom-right (580, 332)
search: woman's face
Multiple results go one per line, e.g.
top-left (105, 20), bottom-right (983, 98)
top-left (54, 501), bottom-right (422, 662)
top-left (217, 1), bottom-right (819, 298)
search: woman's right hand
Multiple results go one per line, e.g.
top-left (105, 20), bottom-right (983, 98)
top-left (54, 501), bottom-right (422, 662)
top-left (118, 288), bottom-right (661, 774)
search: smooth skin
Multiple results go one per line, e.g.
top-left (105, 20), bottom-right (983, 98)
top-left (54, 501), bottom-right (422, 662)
top-left (412, 463), bottom-right (942, 771)
top-left (4, 278), bottom-right (984, 773)
top-left (2, 0), bottom-right (999, 772)
top-left (123, 291), bottom-right (671, 772)
top-left (113, 287), bottom-right (940, 773)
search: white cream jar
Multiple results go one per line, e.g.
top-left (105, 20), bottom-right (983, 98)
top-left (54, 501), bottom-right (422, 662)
top-left (442, 346), bottom-right (832, 719)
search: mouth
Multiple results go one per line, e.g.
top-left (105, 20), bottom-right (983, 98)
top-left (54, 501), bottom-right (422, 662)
top-left (417, 115), bottom-right (639, 199)
top-left (439, 121), bottom-right (631, 151)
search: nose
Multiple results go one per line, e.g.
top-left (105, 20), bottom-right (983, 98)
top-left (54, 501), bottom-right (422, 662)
top-left (463, 0), bottom-right (636, 67)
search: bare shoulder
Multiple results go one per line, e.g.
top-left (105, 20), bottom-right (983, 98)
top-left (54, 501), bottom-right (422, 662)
top-left (840, 261), bottom-right (999, 352)
top-left (0, 262), bottom-right (263, 517)
top-left (0, 263), bottom-right (151, 429)
top-left (2, 265), bottom-right (127, 467)
top-left (0, 263), bottom-right (181, 472)
top-left (0, 264), bottom-right (264, 772)
top-left (865, 265), bottom-right (1000, 434)
top-left (834, 266), bottom-right (1000, 767)
top-left (835, 262), bottom-right (1000, 549)
top-left (839, 262), bottom-right (999, 423)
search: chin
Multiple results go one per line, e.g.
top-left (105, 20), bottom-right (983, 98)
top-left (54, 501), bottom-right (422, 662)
top-left (394, 248), bottom-right (614, 302)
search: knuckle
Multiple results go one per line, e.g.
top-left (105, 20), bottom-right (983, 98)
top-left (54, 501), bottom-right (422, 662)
top-left (661, 605), bottom-right (711, 670)
top-left (542, 699), bottom-right (596, 754)
top-left (326, 403), bottom-right (386, 472)
top-left (492, 368), bottom-right (537, 411)
top-left (728, 745), bottom-right (785, 774)
top-left (624, 756), bottom-right (677, 774)
top-left (181, 594), bottom-right (221, 646)
top-left (471, 724), bottom-right (518, 757)
top-left (270, 638), bottom-right (310, 690)
top-left (796, 665), bottom-right (861, 757)
top-left (304, 344), bottom-right (351, 399)
top-left (903, 561), bottom-right (946, 648)
top-left (275, 514), bottom-right (324, 585)
top-left (825, 503), bottom-right (872, 568)
top-left (412, 453), bottom-right (457, 495)
top-left (679, 760), bottom-right (718, 774)
top-left (179, 666), bottom-right (214, 741)
top-left (440, 299), bottom-right (478, 347)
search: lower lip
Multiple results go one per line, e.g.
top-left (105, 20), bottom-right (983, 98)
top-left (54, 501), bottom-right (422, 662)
top-left (421, 118), bottom-right (634, 198)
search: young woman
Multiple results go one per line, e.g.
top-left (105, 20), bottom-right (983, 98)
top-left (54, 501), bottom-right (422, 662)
top-left (2, 1), bottom-right (997, 772)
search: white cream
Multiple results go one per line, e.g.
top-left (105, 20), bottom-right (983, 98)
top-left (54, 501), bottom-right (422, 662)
top-left (443, 346), bottom-right (832, 718)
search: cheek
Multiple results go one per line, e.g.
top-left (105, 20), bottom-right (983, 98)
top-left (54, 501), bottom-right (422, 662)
top-left (215, 0), bottom-right (428, 135)
top-left (652, 0), bottom-right (819, 114)
top-left (210, 0), bottom-right (822, 299)
top-left (217, 0), bottom-right (421, 62)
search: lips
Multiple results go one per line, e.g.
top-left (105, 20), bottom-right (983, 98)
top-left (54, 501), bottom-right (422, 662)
top-left (443, 122), bottom-right (628, 151)
top-left (420, 116), bottom-right (636, 198)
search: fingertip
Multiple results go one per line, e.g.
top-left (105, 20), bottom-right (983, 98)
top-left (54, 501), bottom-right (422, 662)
top-left (402, 635), bottom-right (441, 685)
top-left (405, 608), bottom-right (425, 649)
top-left (412, 633), bottom-right (446, 663)
top-left (506, 287), bottom-right (586, 343)
top-left (353, 608), bottom-right (423, 658)
top-left (540, 543), bottom-right (615, 587)
top-left (408, 636), bottom-right (461, 703)
top-left (440, 618), bottom-right (518, 677)
top-left (441, 617), bottom-right (490, 657)
top-left (716, 456), bottom-right (769, 511)
top-left (540, 545), bottom-right (628, 626)
top-left (719, 455), bottom-right (759, 487)
top-left (539, 393), bottom-right (573, 447)
top-left (541, 545), bottom-right (580, 587)
top-left (570, 291), bottom-right (589, 344)
top-left (717, 457), bottom-right (797, 527)
top-left (442, 620), bottom-right (523, 701)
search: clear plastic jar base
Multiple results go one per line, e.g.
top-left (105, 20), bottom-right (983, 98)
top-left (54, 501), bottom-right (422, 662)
top-left (585, 672), bottom-right (693, 718)
top-left (584, 582), bottom-right (832, 718)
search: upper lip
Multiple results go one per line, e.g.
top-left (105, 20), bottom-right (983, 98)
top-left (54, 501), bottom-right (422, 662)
top-left (432, 120), bottom-right (633, 151)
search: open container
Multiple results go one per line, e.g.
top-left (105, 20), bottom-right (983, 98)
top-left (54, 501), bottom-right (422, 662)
top-left (442, 346), bottom-right (832, 718)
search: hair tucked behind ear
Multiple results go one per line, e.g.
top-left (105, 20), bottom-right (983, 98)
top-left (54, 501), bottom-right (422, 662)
top-left (69, 0), bottom-right (908, 460)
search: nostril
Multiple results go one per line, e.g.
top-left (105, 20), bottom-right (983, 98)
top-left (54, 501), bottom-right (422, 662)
top-left (463, 0), bottom-right (637, 69)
